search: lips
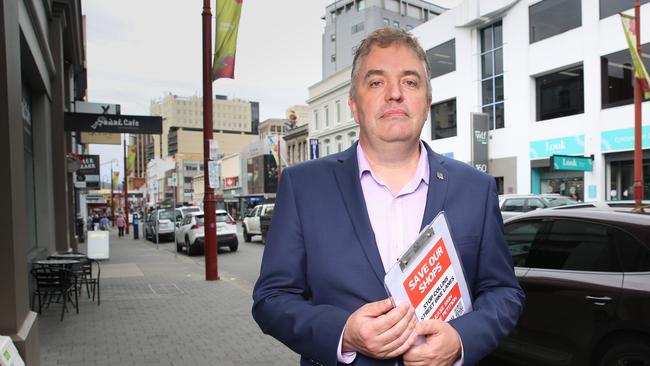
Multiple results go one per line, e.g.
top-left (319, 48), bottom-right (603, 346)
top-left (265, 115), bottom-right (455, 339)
top-left (381, 108), bottom-right (408, 118)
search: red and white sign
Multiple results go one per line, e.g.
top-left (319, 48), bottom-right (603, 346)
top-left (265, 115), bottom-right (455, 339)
top-left (402, 238), bottom-right (464, 321)
top-left (384, 212), bottom-right (472, 327)
top-left (224, 176), bottom-right (239, 188)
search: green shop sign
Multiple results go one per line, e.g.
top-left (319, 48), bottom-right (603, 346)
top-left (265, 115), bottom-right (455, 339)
top-left (551, 155), bottom-right (593, 171)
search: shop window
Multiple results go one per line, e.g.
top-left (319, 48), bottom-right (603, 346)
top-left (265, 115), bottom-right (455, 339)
top-left (430, 99), bottom-right (456, 140)
top-left (426, 39), bottom-right (455, 79)
top-left (600, 0), bottom-right (650, 19)
top-left (529, 0), bottom-right (581, 43)
top-left (536, 64), bottom-right (584, 121)
top-left (601, 43), bottom-right (650, 109)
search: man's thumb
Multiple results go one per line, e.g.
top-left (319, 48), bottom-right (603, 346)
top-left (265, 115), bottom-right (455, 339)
top-left (364, 298), bottom-right (395, 316)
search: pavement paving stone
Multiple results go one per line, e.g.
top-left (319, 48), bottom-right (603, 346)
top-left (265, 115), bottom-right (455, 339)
top-left (39, 229), bottom-right (299, 365)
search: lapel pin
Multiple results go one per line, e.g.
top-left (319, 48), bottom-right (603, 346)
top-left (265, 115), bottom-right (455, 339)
top-left (436, 172), bottom-right (444, 180)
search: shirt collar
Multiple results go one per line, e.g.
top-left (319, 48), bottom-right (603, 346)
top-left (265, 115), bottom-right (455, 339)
top-left (357, 141), bottom-right (430, 186)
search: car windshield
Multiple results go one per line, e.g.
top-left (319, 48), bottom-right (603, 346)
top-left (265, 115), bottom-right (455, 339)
top-left (216, 212), bottom-right (232, 223)
top-left (183, 207), bottom-right (200, 214)
top-left (158, 210), bottom-right (175, 220)
top-left (545, 196), bottom-right (578, 207)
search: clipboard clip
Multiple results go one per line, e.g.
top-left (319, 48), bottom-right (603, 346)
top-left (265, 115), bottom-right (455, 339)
top-left (398, 225), bottom-right (435, 271)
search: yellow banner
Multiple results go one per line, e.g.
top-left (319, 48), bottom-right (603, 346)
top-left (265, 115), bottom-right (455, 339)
top-left (620, 13), bottom-right (650, 99)
top-left (127, 145), bottom-right (137, 176)
top-left (212, 0), bottom-right (243, 80)
top-left (112, 171), bottom-right (120, 188)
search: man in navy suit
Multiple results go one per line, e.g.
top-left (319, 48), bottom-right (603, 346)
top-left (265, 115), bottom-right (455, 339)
top-left (252, 27), bottom-right (524, 366)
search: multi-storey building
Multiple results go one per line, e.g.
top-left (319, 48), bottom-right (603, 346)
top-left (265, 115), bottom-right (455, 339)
top-left (0, 0), bottom-right (86, 362)
top-left (146, 94), bottom-right (260, 205)
top-left (311, 0), bottom-right (450, 157)
top-left (308, 66), bottom-right (359, 157)
top-left (410, 0), bottom-right (650, 201)
top-left (322, 0), bottom-right (446, 78)
top-left (149, 93), bottom-right (259, 159)
top-left (258, 118), bottom-right (289, 140)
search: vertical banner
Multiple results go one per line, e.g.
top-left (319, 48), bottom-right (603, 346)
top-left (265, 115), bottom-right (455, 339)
top-left (213, 0), bottom-right (243, 80)
top-left (620, 13), bottom-right (650, 98)
top-left (126, 145), bottom-right (137, 176)
top-left (112, 171), bottom-right (120, 189)
top-left (471, 113), bottom-right (489, 173)
top-left (268, 135), bottom-right (280, 166)
top-left (309, 138), bottom-right (319, 160)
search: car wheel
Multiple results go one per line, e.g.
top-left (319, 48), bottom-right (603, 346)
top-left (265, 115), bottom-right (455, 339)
top-left (243, 227), bottom-right (251, 242)
top-left (599, 339), bottom-right (650, 366)
top-left (185, 236), bottom-right (193, 256)
top-left (230, 238), bottom-right (238, 252)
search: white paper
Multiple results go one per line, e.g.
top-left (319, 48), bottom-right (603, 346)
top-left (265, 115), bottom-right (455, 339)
top-left (384, 211), bottom-right (472, 323)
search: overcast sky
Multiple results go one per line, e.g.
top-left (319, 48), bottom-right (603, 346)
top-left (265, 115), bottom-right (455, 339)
top-left (86, 0), bottom-right (333, 179)
top-left (84, 0), bottom-right (460, 180)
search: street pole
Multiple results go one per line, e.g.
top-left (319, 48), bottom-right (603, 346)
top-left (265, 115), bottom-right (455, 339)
top-left (633, 0), bottom-right (645, 212)
top-left (110, 164), bottom-right (115, 227)
top-left (123, 137), bottom-right (130, 234)
top-left (202, 0), bottom-right (219, 280)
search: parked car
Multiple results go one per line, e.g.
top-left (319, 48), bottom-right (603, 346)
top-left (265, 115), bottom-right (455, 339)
top-left (491, 208), bottom-right (650, 366)
top-left (175, 210), bottom-right (238, 255)
top-left (174, 205), bottom-right (201, 223)
top-left (242, 203), bottom-right (274, 242)
top-left (174, 212), bottom-right (205, 255)
top-left (144, 209), bottom-right (176, 242)
top-left (260, 205), bottom-right (275, 244)
top-left (499, 194), bottom-right (578, 220)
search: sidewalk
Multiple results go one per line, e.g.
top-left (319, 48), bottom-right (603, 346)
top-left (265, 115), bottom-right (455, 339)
top-left (39, 229), bottom-right (299, 366)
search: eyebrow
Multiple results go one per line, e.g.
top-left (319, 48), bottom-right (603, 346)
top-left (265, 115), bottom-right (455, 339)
top-left (363, 69), bottom-right (423, 81)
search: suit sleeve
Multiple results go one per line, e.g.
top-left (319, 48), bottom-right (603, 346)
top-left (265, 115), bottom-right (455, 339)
top-left (449, 177), bottom-right (525, 366)
top-left (252, 169), bottom-right (350, 366)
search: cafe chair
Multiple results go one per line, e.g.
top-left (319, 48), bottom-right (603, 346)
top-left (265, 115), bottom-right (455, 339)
top-left (30, 267), bottom-right (79, 321)
top-left (77, 258), bottom-right (101, 305)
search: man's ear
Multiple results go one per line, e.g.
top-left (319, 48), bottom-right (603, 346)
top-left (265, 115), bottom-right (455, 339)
top-left (348, 96), bottom-right (359, 125)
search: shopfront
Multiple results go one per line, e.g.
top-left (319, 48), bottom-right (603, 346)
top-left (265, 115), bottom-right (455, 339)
top-left (602, 126), bottom-right (650, 201)
top-left (530, 135), bottom-right (588, 200)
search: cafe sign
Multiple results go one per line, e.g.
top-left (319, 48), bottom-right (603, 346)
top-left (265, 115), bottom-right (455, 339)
top-left (64, 112), bottom-right (162, 134)
top-left (550, 155), bottom-right (593, 172)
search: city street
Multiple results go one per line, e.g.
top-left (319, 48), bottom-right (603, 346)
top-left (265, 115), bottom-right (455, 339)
top-left (38, 228), bottom-right (299, 366)
top-left (153, 224), bottom-right (265, 288)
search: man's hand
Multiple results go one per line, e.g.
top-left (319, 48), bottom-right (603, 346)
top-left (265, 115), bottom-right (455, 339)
top-left (342, 298), bottom-right (418, 359)
top-left (403, 320), bottom-right (461, 366)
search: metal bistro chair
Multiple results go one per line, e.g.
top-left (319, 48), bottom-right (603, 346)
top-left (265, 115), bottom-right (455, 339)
top-left (30, 267), bottom-right (79, 321)
top-left (77, 258), bottom-right (101, 305)
top-left (51, 252), bottom-right (101, 306)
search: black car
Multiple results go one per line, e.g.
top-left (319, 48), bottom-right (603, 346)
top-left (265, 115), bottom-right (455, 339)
top-left (492, 208), bottom-right (650, 366)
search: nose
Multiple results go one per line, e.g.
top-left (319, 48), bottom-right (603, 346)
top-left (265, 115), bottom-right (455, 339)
top-left (385, 79), bottom-right (403, 102)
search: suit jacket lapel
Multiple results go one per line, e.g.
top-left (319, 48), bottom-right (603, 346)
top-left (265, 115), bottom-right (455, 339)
top-left (333, 144), bottom-right (386, 285)
top-left (421, 143), bottom-right (449, 231)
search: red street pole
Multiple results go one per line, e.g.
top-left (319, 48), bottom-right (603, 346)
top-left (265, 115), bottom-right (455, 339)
top-left (123, 138), bottom-right (130, 234)
top-left (111, 164), bottom-right (115, 227)
top-left (633, 0), bottom-right (645, 212)
top-left (202, 0), bottom-right (219, 280)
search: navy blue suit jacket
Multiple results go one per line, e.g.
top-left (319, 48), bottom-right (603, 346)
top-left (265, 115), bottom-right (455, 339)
top-left (252, 142), bottom-right (524, 366)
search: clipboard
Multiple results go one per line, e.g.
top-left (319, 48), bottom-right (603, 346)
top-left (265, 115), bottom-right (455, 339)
top-left (384, 211), bottom-right (473, 323)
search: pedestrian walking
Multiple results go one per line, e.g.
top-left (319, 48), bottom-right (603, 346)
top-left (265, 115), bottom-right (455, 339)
top-left (115, 214), bottom-right (126, 238)
top-left (132, 212), bottom-right (140, 240)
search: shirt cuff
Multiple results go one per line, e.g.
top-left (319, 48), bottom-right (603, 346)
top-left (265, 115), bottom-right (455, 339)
top-left (337, 327), bottom-right (357, 364)
top-left (451, 337), bottom-right (465, 366)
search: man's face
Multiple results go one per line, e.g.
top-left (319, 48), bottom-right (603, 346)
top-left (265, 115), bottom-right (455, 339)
top-left (349, 43), bottom-right (431, 147)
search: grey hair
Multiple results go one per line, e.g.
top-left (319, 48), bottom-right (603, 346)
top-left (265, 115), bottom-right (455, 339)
top-left (350, 27), bottom-right (432, 99)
